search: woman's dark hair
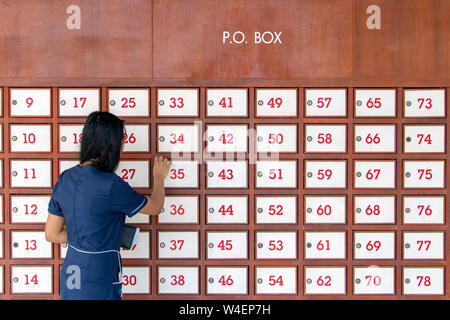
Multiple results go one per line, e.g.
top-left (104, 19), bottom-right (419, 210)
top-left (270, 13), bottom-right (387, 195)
top-left (80, 111), bottom-right (125, 173)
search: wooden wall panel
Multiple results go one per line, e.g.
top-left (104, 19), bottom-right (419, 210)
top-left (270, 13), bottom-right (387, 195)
top-left (153, 0), bottom-right (353, 80)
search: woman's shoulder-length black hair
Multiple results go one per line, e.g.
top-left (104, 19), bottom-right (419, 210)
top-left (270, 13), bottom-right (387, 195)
top-left (80, 111), bottom-right (125, 173)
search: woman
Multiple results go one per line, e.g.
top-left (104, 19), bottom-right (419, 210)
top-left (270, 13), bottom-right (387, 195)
top-left (45, 111), bottom-right (171, 300)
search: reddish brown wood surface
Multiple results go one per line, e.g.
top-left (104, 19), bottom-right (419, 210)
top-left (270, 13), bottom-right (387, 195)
top-left (0, 0), bottom-right (448, 300)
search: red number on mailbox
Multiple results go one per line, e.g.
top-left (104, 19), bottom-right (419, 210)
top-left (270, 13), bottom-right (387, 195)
top-left (317, 133), bottom-right (332, 144)
top-left (365, 205), bottom-right (380, 215)
top-left (123, 275), bottom-right (137, 286)
top-left (268, 240), bottom-right (283, 251)
top-left (417, 240), bottom-right (431, 251)
top-left (417, 205), bottom-right (432, 216)
top-left (219, 134), bottom-right (233, 144)
top-left (169, 97), bottom-right (184, 108)
top-left (121, 169), bottom-right (136, 180)
top-left (317, 276), bottom-right (331, 286)
top-left (23, 133), bottom-right (36, 144)
top-left (25, 274), bottom-right (38, 285)
top-left (366, 241), bottom-right (381, 251)
top-left (366, 98), bottom-right (381, 108)
top-left (365, 275), bottom-right (381, 286)
top-left (219, 275), bottom-right (234, 286)
top-left (170, 204), bottom-right (185, 215)
top-left (317, 240), bottom-right (330, 251)
top-left (219, 205), bottom-right (234, 215)
top-left (417, 134), bottom-right (432, 145)
top-left (268, 97), bottom-right (282, 108)
top-left (418, 98), bottom-right (432, 109)
top-left (365, 169), bottom-right (380, 180)
top-left (317, 169), bottom-right (332, 180)
top-left (24, 204), bottom-right (38, 215)
top-left (170, 169), bottom-right (185, 179)
top-left (170, 275), bottom-right (185, 285)
top-left (268, 205), bottom-right (283, 215)
top-left (24, 168), bottom-right (36, 179)
top-left (124, 133), bottom-right (136, 144)
top-left (26, 97), bottom-right (33, 108)
top-left (218, 240), bottom-right (233, 250)
top-left (25, 239), bottom-right (37, 250)
top-left (317, 97), bottom-right (331, 108)
top-left (169, 240), bottom-right (184, 250)
top-left (218, 169), bottom-right (233, 180)
top-left (268, 133), bottom-right (283, 144)
top-left (269, 275), bottom-right (284, 286)
top-left (219, 97), bottom-right (233, 108)
top-left (317, 205), bottom-right (331, 216)
top-left (121, 97), bottom-right (136, 108)
top-left (418, 169), bottom-right (432, 180)
top-left (74, 97), bottom-right (87, 108)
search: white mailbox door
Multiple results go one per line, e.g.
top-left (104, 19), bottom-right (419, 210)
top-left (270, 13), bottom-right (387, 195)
top-left (354, 232), bottom-right (395, 260)
top-left (403, 232), bottom-right (444, 260)
top-left (206, 88), bottom-right (248, 117)
top-left (304, 196), bottom-right (346, 224)
top-left (404, 89), bottom-right (446, 118)
top-left (255, 231), bottom-right (297, 259)
top-left (10, 160), bottom-right (52, 188)
top-left (115, 160), bottom-right (150, 188)
top-left (207, 231), bottom-right (248, 259)
top-left (354, 125), bottom-right (396, 153)
top-left (206, 267), bottom-right (248, 295)
top-left (255, 89), bottom-right (297, 117)
top-left (0, 230), bottom-right (3, 259)
top-left (125, 212), bottom-right (149, 224)
top-left (165, 161), bottom-right (199, 188)
top-left (108, 89), bottom-right (150, 117)
top-left (206, 196), bottom-right (248, 224)
top-left (403, 161), bottom-right (445, 189)
top-left (120, 231), bottom-right (150, 259)
top-left (305, 89), bottom-right (346, 117)
top-left (122, 267), bottom-right (150, 294)
top-left (123, 125), bottom-right (150, 152)
top-left (158, 196), bottom-right (199, 224)
top-left (255, 160), bottom-right (297, 188)
top-left (255, 267), bottom-right (297, 294)
top-left (256, 125), bottom-right (297, 153)
top-left (59, 88), bottom-right (100, 117)
top-left (353, 196), bottom-right (396, 224)
top-left (304, 125), bottom-right (346, 153)
top-left (207, 160), bottom-right (247, 188)
top-left (60, 243), bottom-right (68, 259)
top-left (158, 231), bottom-right (199, 259)
top-left (304, 160), bottom-right (346, 189)
top-left (59, 124), bottom-right (83, 152)
top-left (158, 124), bottom-right (200, 153)
top-left (206, 125), bottom-right (248, 153)
top-left (404, 125), bottom-right (445, 153)
top-left (11, 231), bottom-right (52, 259)
top-left (0, 159), bottom-right (3, 188)
top-left (403, 267), bottom-right (444, 295)
top-left (353, 267), bottom-right (395, 295)
top-left (11, 266), bottom-right (53, 294)
top-left (11, 195), bottom-right (51, 224)
top-left (59, 160), bottom-right (78, 174)
top-left (10, 124), bottom-right (51, 152)
top-left (403, 196), bottom-right (445, 224)
top-left (256, 196), bottom-right (297, 224)
top-left (304, 232), bottom-right (346, 259)
top-left (354, 160), bottom-right (396, 189)
top-left (158, 266), bottom-right (199, 294)
top-left (304, 267), bottom-right (346, 295)
top-left (157, 89), bottom-right (199, 117)
top-left (354, 89), bottom-right (396, 117)
top-left (10, 88), bottom-right (51, 117)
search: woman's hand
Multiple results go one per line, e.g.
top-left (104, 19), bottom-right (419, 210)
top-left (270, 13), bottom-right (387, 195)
top-left (153, 155), bottom-right (172, 184)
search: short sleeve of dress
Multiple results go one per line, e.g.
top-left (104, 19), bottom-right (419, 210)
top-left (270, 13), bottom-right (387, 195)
top-left (110, 176), bottom-right (148, 218)
top-left (48, 178), bottom-right (64, 217)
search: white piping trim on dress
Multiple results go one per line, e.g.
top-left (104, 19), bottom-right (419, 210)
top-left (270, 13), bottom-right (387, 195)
top-left (68, 244), bottom-right (123, 285)
top-left (128, 197), bottom-right (147, 215)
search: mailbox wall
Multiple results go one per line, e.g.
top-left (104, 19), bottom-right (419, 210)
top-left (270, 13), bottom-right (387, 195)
top-left (0, 0), bottom-right (449, 299)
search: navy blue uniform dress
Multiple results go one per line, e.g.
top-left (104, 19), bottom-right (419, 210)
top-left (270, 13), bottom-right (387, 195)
top-left (47, 164), bottom-right (148, 300)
